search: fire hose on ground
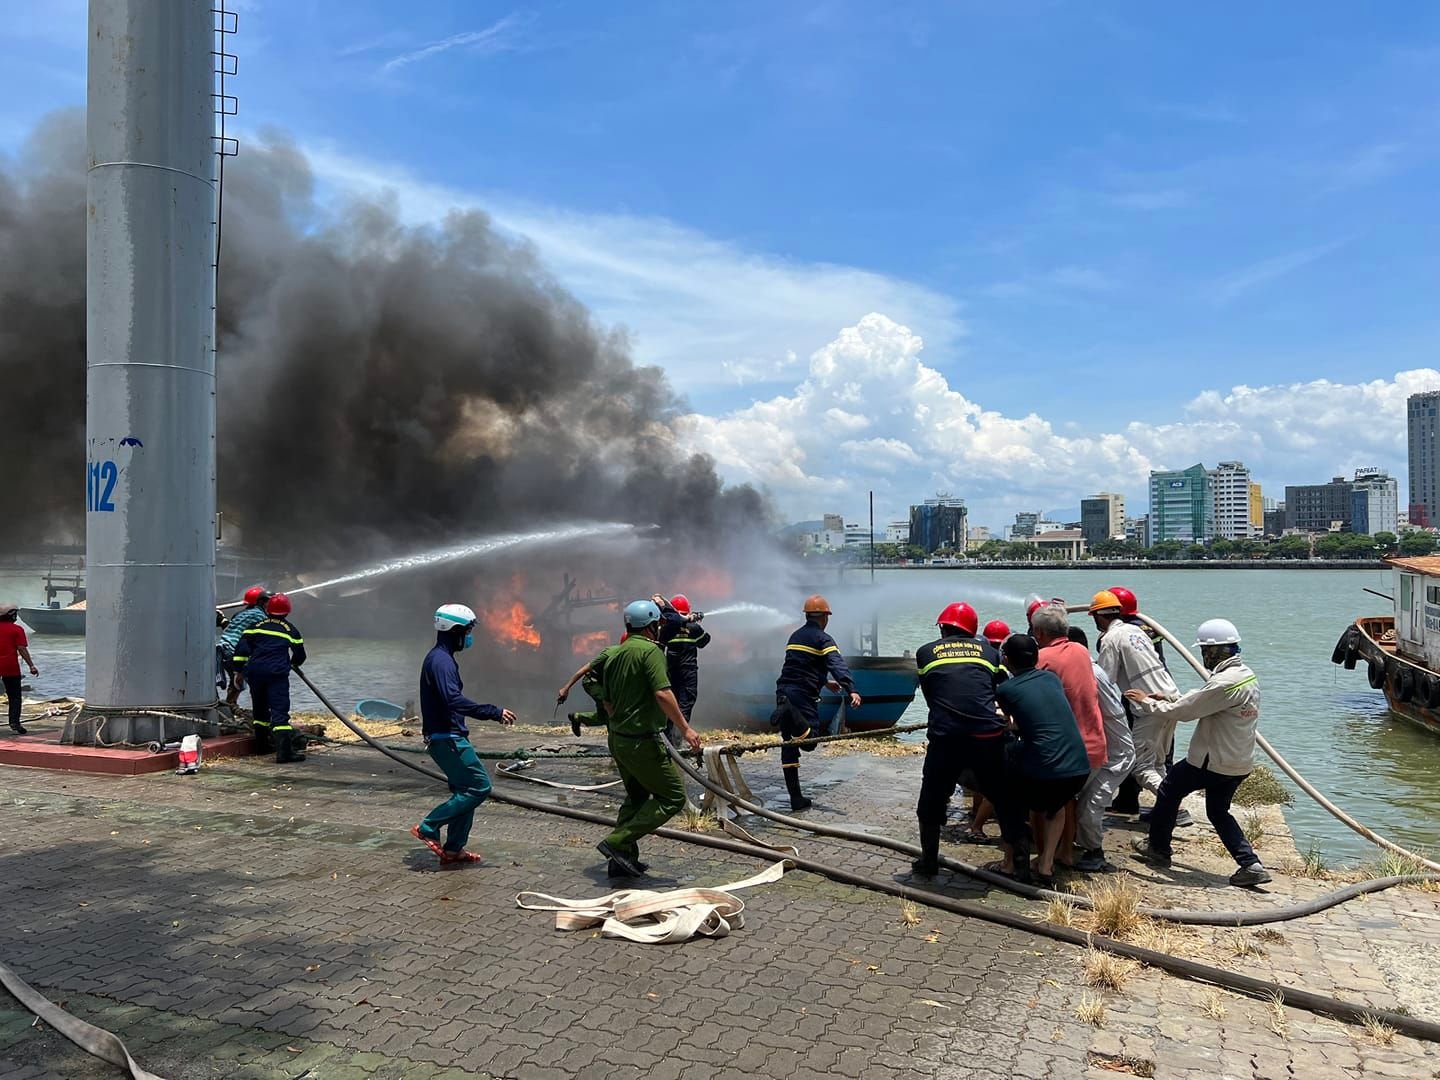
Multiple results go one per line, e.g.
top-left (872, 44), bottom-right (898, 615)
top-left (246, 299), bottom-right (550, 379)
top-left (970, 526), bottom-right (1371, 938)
top-left (290, 668), bottom-right (1440, 1044)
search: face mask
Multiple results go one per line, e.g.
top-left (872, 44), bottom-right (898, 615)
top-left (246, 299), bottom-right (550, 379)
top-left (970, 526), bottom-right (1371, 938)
top-left (463, 633), bottom-right (474, 650)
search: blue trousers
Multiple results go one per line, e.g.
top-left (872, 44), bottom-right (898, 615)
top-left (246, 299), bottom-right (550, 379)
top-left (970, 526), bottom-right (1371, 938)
top-left (421, 738), bottom-right (492, 852)
top-left (1148, 758), bottom-right (1259, 869)
top-left (249, 672), bottom-right (290, 730)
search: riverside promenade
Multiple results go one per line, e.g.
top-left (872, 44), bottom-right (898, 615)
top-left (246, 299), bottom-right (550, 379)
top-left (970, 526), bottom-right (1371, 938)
top-left (0, 723), bottom-right (1437, 1079)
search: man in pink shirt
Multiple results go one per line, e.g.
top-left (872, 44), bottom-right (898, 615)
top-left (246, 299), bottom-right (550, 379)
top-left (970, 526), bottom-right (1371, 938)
top-left (1030, 604), bottom-right (1107, 870)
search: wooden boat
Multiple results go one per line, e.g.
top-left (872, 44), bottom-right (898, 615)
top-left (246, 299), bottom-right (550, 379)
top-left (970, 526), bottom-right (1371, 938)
top-left (19, 603), bottom-right (85, 636)
top-left (708, 654), bottom-right (920, 734)
top-left (1331, 555), bottom-right (1440, 736)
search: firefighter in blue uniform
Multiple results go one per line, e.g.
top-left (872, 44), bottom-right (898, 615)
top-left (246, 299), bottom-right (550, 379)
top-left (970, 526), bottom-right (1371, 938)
top-left (661, 593), bottom-right (710, 725)
top-left (232, 592), bottom-right (308, 764)
top-left (771, 595), bottom-right (861, 811)
top-left (652, 593), bottom-right (708, 746)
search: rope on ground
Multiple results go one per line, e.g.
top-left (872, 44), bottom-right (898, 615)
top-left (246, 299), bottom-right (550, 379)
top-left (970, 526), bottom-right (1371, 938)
top-left (1136, 612), bottom-right (1440, 875)
top-left (496, 759), bottom-right (622, 791)
top-left (0, 956), bottom-right (166, 1080)
top-left (515, 861), bottom-right (787, 943)
top-left (694, 720), bottom-right (928, 757)
top-left (294, 667), bottom-right (1440, 1044)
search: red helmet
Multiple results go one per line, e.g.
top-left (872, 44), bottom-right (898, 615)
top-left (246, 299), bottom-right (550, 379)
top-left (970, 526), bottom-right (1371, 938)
top-left (1026, 597), bottom-right (1065, 624)
top-left (265, 593), bottom-right (292, 618)
top-left (243, 585), bottom-right (268, 608)
top-left (982, 619), bottom-right (1011, 645)
top-left (670, 594), bottom-right (691, 615)
top-left (1108, 586), bottom-right (1138, 617)
top-left (937, 602), bottom-right (979, 636)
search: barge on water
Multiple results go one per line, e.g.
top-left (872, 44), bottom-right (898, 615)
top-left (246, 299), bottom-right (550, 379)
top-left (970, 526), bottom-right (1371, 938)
top-left (1331, 555), bottom-right (1440, 735)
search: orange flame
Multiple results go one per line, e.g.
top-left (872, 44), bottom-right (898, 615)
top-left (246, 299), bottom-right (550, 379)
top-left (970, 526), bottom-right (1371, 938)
top-left (572, 630), bottom-right (611, 656)
top-left (482, 599), bottom-right (542, 650)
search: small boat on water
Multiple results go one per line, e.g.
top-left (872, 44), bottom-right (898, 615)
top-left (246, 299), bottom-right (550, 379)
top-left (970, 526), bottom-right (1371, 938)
top-left (1331, 555), bottom-right (1440, 736)
top-left (709, 654), bottom-right (920, 733)
top-left (19, 602), bottom-right (86, 636)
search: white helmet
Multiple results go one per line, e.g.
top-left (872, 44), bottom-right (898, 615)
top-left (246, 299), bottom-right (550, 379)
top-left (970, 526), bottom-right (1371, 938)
top-left (1194, 618), bottom-right (1241, 647)
top-left (434, 603), bottom-right (477, 632)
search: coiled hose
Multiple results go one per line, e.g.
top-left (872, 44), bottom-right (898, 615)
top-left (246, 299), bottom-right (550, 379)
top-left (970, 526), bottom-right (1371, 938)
top-left (294, 669), bottom-right (1440, 1043)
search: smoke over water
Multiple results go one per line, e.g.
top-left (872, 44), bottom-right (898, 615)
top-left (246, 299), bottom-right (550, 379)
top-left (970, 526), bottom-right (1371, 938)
top-left (0, 111), bottom-right (769, 566)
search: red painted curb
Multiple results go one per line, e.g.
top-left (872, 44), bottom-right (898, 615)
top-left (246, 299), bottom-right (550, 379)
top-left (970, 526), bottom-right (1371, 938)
top-left (0, 733), bottom-right (258, 775)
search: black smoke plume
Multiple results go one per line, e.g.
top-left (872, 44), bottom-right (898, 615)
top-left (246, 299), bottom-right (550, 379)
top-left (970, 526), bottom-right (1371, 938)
top-left (0, 111), bottom-right (771, 563)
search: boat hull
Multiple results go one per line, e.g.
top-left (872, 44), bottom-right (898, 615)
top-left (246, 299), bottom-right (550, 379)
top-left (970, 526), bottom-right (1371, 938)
top-left (709, 655), bottom-right (920, 733)
top-left (19, 607), bottom-right (85, 635)
top-left (1332, 614), bottom-right (1440, 736)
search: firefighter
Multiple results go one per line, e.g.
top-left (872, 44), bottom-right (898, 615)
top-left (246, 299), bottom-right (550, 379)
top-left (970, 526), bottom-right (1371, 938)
top-left (663, 594), bottom-right (710, 726)
top-left (912, 602), bottom-right (1019, 876)
top-left (232, 593), bottom-right (308, 763)
top-left (219, 585), bottom-right (270, 706)
top-left (771, 595), bottom-right (861, 811)
top-left (982, 619), bottom-right (1011, 651)
top-left (413, 603), bottom-right (517, 865)
top-left (594, 600), bottom-right (702, 878)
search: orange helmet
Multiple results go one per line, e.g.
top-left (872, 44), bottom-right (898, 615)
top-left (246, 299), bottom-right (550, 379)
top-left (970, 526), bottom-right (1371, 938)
top-left (266, 593), bottom-right (292, 618)
top-left (1088, 589), bottom-right (1123, 615)
top-left (1108, 586), bottom-right (1138, 617)
top-left (670, 594), bottom-right (691, 615)
top-left (803, 595), bottom-right (832, 616)
top-left (983, 619), bottom-right (1011, 646)
top-left (937, 602), bottom-right (978, 635)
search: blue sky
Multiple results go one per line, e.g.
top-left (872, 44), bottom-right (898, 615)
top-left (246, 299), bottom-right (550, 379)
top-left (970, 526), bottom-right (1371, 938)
top-left (5, 1), bottom-right (1440, 529)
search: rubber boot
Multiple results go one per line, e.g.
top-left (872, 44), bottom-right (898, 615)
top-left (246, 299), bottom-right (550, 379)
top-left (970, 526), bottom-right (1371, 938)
top-left (253, 724), bottom-right (273, 756)
top-left (274, 729), bottom-right (306, 764)
top-left (784, 767), bottom-right (812, 811)
top-left (912, 821), bottom-right (940, 877)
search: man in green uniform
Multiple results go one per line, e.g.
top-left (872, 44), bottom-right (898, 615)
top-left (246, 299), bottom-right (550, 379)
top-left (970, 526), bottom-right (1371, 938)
top-left (595, 599), bottom-right (703, 878)
top-left (556, 630), bottom-right (623, 736)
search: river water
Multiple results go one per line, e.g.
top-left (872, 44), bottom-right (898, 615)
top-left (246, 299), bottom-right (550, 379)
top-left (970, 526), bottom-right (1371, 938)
top-left (5, 566), bottom-right (1428, 865)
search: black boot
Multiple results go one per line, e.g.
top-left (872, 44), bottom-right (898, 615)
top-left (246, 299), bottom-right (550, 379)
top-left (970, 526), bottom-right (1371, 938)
top-left (784, 767), bottom-right (812, 811)
top-left (568, 712), bottom-right (583, 738)
top-left (274, 729), bottom-right (306, 764)
top-left (253, 724), bottom-right (273, 756)
top-left (912, 821), bottom-right (940, 876)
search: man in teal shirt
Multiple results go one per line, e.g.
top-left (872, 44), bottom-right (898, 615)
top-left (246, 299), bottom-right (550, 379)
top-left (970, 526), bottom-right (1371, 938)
top-left (596, 600), bottom-right (702, 878)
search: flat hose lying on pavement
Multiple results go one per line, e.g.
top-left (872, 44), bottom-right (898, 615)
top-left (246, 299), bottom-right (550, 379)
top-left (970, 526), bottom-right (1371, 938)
top-left (0, 957), bottom-right (165, 1080)
top-left (295, 668), bottom-right (1440, 1044)
top-left (1134, 611), bottom-right (1440, 875)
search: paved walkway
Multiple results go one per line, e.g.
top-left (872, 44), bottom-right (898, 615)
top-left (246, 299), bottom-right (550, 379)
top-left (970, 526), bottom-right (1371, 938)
top-left (0, 725), bottom-right (1437, 1078)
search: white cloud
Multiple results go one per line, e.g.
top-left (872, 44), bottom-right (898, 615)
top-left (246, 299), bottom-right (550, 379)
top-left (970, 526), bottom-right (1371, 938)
top-left (675, 313), bottom-right (1435, 527)
top-left (301, 142), bottom-right (966, 395)
top-left (1210, 240), bottom-right (1346, 305)
top-left (381, 14), bottom-right (529, 74)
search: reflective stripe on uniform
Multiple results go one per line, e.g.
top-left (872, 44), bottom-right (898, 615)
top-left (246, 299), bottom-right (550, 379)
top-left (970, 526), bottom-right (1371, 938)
top-left (786, 643), bottom-right (839, 656)
top-left (1225, 676), bottom-right (1258, 694)
top-left (917, 655), bottom-right (998, 676)
top-left (242, 628), bottom-right (304, 645)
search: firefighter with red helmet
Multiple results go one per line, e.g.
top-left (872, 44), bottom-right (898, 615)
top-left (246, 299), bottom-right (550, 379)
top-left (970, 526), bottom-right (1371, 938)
top-left (658, 593), bottom-right (710, 737)
top-left (982, 620), bottom-right (1011, 650)
top-left (770, 595), bottom-right (860, 811)
top-left (218, 585), bottom-right (270, 706)
top-left (911, 602), bottom-right (1022, 876)
top-left (232, 592), bottom-right (309, 763)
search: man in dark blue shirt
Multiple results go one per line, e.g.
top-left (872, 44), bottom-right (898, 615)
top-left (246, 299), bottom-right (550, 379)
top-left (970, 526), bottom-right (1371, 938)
top-left (413, 603), bottom-right (516, 865)
top-left (912, 601), bottom-right (1021, 876)
top-left (771, 595), bottom-right (861, 811)
top-left (232, 592), bottom-right (308, 763)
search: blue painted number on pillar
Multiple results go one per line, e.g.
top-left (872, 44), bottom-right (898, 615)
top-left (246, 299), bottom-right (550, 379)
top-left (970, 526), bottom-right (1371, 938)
top-left (86, 460), bottom-right (118, 512)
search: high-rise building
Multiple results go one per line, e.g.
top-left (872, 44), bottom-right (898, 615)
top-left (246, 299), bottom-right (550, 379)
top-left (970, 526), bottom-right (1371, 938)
top-left (1010, 511), bottom-right (1040, 539)
top-left (1209, 461), bottom-right (1254, 540)
top-left (1407, 391), bottom-right (1440, 527)
top-left (1249, 483), bottom-right (1264, 535)
top-left (1350, 468), bottom-right (1399, 535)
top-left (1284, 477), bottom-right (1353, 533)
top-left (1148, 465), bottom-right (1213, 543)
top-left (1080, 492), bottom-right (1126, 548)
top-left (1125, 515), bottom-right (1150, 548)
top-left (909, 495), bottom-right (967, 554)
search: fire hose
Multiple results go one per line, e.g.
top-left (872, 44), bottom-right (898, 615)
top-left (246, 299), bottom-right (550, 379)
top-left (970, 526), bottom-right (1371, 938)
top-left (289, 668), bottom-right (1440, 1043)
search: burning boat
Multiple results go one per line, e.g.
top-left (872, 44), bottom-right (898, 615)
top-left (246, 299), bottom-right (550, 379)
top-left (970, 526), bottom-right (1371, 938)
top-left (1331, 555), bottom-right (1440, 736)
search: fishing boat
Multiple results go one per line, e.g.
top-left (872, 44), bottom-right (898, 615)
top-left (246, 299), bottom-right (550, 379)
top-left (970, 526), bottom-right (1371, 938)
top-left (1330, 555), bottom-right (1440, 736)
top-left (19, 602), bottom-right (85, 636)
top-left (708, 653), bottom-right (920, 733)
